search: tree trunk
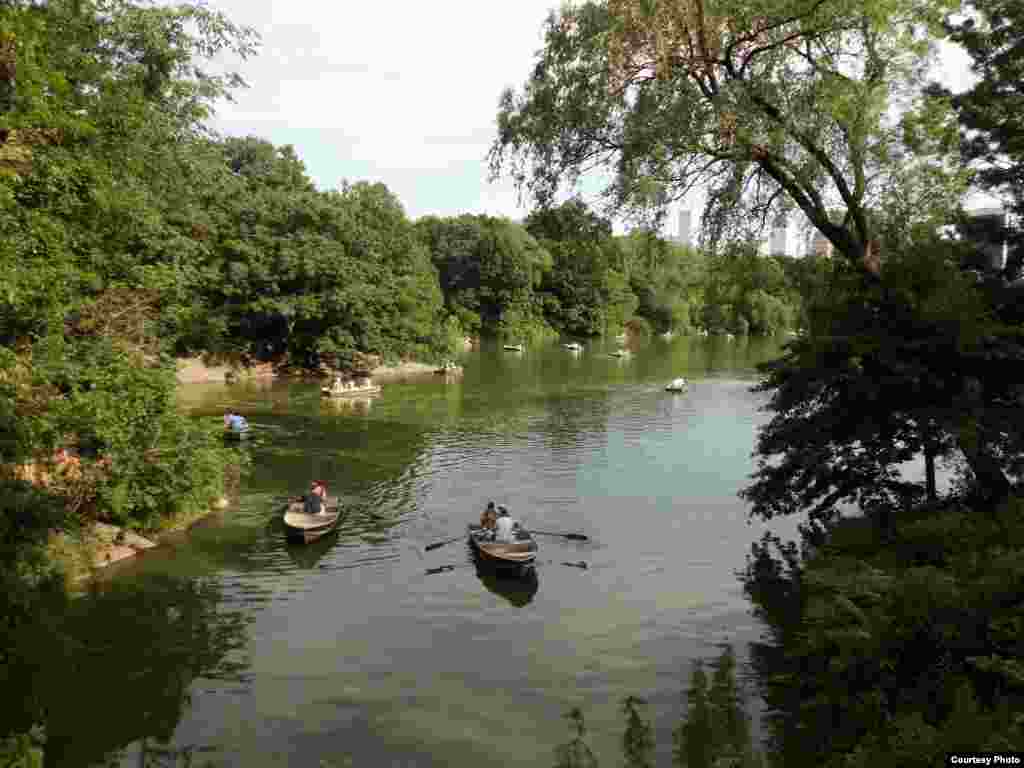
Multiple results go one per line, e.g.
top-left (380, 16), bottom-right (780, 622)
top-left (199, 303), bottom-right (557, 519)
top-left (923, 427), bottom-right (937, 503)
top-left (955, 379), bottom-right (1012, 510)
top-left (958, 436), bottom-right (1011, 509)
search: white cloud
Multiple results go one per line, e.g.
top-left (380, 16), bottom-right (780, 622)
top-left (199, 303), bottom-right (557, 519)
top-left (205, 0), bottom-right (555, 219)
top-left (203, 1), bottom-right (993, 228)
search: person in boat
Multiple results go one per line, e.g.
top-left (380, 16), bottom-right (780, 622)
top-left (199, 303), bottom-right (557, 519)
top-left (303, 480), bottom-right (328, 515)
top-left (494, 506), bottom-right (520, 543)
top-left (224, 409), bottom-right (248, 433)
top-left (480, 501), bottom-right (498, 532)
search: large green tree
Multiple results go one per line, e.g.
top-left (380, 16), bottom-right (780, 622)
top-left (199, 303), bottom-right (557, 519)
top-left (490, 0), bottom-right (965, 271)
top-left (524, 199), bottom-right (635, 336)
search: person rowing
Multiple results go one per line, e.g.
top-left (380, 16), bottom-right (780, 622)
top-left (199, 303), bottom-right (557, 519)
top-left (302, 480), bottom-right (328, 515)
top-left (480, 501), bottom-right (498, 532)
top-left (224, 409), bottom-right (249, 433)
top-left (494, 505), bottom-right (520, 543)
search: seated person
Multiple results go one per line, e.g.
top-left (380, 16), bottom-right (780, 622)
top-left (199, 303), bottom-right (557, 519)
top-left (224, 409), bottom-right (249, 432)
top-left (303, 481), bottom-right (328, 514)
top-left (480, 501), bottom-right (498, 532)
top-left (494, 507), bottom-right (519, 544)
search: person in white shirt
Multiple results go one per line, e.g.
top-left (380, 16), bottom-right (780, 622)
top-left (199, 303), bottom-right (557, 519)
top-left (494, 506), bottom-right (519, 543)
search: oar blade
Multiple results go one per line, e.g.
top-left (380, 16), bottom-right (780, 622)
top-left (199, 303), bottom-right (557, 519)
top-left (425, 536), bottom-right (460, 552)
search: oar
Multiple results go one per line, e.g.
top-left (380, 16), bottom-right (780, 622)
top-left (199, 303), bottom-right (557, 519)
top-left (529, 530), bottom-right (590, 541)
top-left (425, 535), bottom-right (462, 552)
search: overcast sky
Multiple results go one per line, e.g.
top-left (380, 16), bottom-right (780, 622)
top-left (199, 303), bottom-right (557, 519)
top-left (207, 1), bottom-right (986, 238)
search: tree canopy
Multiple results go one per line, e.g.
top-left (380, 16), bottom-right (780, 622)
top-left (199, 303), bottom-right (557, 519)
top-left (490, 0), bottom-right (966, 274)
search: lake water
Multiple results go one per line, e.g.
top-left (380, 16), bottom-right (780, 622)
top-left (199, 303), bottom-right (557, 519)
top-left (25, 336), bottom-right (810, 767)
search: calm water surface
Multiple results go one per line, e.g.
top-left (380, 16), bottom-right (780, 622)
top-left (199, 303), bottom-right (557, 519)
top-left (42, 337), bottom-right (807, 767)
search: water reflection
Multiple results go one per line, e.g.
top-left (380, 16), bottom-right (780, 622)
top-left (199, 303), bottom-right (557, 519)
top-left (283, 531), bottom-right (339, 570)
top-left (471, 548), bottom-right (539, 607)
top-left (0, 576), bottom-right (250, 768)
top-left (319, 395), bottom-right (375, 415)
top-left (27, 336), bottom-right (794, 767)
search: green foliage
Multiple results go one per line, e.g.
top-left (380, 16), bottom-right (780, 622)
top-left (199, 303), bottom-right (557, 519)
top-left (743, 498), bottom-right (1024, 767)
top-left (489, 0), bottom-right (966, 275)
top-left (553, 708), bottom-right (599, 768)
top-left (742, 236), bottom-right (1023, 525)
top-left (674, 648), bottom-right (764, 768)
top-left (416, 213), bottom-right (554, 340)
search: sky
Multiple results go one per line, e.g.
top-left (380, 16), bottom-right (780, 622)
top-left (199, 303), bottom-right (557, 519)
top-left (206, 0), bottom-right (990, 245)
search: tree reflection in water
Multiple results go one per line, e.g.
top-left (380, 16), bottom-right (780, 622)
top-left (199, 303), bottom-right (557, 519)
top-left (550, 647), bottom-right (764, 768)
top-left (1, 575), bottom-right (250, 768)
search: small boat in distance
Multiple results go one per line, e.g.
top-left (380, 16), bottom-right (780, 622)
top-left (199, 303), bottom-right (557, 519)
top-left (322, 375), bottom-right (382, 398)
top-left (563, 342), bottom-right (583, 351)
top-left (504, 344), bottom-right (524, 352)
top-left (283, 498), bottom-right (342, 544)
top-left (435, 361), bottom-right (462, 375)
top-left (666, 377), bottom-right (688, 392)
top-left (467, 524), bottom-right (538, 571)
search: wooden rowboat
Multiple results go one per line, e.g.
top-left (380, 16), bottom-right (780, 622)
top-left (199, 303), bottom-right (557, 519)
top-left (467, 524), bottom-right (538, 569)
top-left (283, 498), bottom-right (342, 544)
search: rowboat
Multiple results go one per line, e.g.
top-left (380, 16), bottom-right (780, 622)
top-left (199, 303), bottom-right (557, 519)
top-left (665, 377), bottom-right (688, 392)
top-left (467, 524), bottom-right (538, 570)
top-left (504, 344), bottom-right (524, 352)
top-left (283, 498), bottom-right (342, 544)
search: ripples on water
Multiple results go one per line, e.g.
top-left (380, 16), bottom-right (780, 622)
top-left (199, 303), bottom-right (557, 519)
top-left (56, 338), bottom-right (807, 767)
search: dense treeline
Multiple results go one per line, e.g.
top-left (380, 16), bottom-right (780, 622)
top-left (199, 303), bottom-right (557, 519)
top-left (0, 0), bottom-right (805, 553)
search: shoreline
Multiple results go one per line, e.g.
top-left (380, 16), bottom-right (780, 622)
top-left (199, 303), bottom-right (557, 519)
top-left (48, 496), bottom-right (229, 585)
top-left (175, 355), bottom-right (452, 385)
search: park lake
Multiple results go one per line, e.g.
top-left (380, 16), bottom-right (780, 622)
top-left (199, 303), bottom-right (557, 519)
top-left (18, 336), bottom-right (815, 767)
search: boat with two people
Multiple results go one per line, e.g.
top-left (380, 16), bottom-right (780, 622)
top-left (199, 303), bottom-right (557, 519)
top-left (468, 503), bottom-right (538, 572)
top-left (282, 480), bottom-right (342, 544)
top-left (321, 373), bottom-right (382, 398)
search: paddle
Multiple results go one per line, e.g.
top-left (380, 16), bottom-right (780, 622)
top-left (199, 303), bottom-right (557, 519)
top-left (425, 560), bottom-right (589, 575)
top-left (529, 530), bottom-right (590, 541)
top-left (425, 536), bottom-right (462, 552)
